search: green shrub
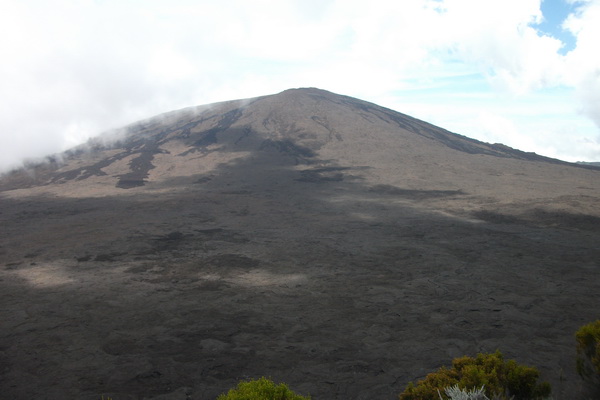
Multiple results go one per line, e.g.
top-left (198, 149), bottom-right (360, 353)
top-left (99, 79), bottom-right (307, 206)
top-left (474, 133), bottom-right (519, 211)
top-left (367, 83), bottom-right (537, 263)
top-left (575, 320), bottom-right (600, 382)
top-left (399, 351), bottom-right (551, 400)
top-left (217, 377), bottom-right (310, 400)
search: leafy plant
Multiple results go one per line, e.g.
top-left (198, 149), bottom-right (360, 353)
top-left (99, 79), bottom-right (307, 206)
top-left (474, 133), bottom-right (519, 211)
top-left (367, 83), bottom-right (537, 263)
top-left (217, 377), bottom-right (310, 400)
top-left (439, 384), bottom-right (490, 400)
top-left (575, 320), bottom-right (600, 383)
top-left (399, 351), bottom-right (551, 400)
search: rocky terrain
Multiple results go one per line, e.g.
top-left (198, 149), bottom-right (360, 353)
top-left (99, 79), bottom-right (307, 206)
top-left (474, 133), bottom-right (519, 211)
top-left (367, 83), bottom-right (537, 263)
top-left (1, 88), bottom-right (599, 399)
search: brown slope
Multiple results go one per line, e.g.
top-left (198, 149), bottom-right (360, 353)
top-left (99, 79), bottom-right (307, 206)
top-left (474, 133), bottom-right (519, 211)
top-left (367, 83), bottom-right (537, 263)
top-left (0, 88), bottom-right (600, 400)
top-left (3, 88), bottom-right (599, 201)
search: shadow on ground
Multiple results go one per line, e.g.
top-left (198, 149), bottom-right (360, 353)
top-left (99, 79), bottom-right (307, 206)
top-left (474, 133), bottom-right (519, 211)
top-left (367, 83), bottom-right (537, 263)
top-left (1, 151), bottom-right (599, 400)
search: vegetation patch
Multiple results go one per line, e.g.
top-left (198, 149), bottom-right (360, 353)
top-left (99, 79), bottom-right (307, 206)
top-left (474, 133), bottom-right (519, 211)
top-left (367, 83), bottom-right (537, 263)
top-left (217, 377), bottom-right (310, 400)
top-left (398, 351), bottom-right (551, 400)
top-left (576, 320), bottom-right (600, 383)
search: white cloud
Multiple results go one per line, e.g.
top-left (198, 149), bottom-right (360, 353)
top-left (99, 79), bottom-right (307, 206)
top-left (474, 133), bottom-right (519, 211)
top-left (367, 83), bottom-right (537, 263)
top-left (562, 0), bottom-right (600, 130)
top-left (0, 0), bottom-right (599, 172)
top-left (475, 112), bottom-right (527, 146)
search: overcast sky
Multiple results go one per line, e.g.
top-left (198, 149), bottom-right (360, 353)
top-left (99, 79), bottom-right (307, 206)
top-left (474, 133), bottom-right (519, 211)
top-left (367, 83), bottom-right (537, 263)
top-left (1, 0), bottom-right (599, 172)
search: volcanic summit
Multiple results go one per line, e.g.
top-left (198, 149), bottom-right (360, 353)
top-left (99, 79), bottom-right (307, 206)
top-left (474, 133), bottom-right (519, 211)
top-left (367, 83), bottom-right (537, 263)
top-left (1, 88), bottom-right (599, 399)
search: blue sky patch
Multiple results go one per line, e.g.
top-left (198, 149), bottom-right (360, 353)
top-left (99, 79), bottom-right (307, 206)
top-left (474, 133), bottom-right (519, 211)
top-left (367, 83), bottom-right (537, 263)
top-left (535, 0), bottom-right (578, 54)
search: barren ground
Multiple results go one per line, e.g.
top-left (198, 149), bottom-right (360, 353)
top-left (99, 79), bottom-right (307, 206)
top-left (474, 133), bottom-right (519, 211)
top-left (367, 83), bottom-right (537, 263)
top-left (1, 162), bottom-right (599, 400)
top-left (1, 88), bottom-right (599, 399)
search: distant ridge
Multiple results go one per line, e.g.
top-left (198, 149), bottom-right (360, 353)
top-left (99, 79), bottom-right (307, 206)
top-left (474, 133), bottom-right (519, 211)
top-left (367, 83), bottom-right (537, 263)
top-left (577, 161), bottom-right (600, 167)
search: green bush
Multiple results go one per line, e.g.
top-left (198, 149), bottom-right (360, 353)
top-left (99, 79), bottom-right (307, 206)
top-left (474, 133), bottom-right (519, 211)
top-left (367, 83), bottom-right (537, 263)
top-left (217, 377), bottom-right (310, 400)
top-left (575, 320), bottom-right (600, 382)
top-left (398, 351), bottom-right (551, 400)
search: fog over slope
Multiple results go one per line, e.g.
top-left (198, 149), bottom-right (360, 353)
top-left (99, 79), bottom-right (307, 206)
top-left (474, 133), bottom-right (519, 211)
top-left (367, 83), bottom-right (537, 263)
top-left (2, 88), bottom-right (596, 195)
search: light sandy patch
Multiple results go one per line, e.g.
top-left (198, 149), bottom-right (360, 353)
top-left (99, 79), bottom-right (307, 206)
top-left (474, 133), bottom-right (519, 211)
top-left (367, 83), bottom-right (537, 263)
top-left (225, 269), bottom-right (307, 287)
top-left (14, 263), bottom-right (75, 288)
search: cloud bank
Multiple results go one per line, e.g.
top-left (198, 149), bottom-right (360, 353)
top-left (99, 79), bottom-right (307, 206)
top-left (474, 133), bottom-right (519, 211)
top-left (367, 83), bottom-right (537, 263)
top-left (1, 0), bottom-right (599, 172)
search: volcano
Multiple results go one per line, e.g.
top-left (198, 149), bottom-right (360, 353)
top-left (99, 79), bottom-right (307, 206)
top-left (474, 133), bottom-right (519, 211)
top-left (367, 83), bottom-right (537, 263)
top-left (1, 88), bottom-right (599, 399)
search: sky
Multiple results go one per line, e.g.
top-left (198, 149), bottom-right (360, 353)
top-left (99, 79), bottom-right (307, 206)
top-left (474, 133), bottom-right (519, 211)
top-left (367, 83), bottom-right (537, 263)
top-left (1, 0), bottom-right (599, 173)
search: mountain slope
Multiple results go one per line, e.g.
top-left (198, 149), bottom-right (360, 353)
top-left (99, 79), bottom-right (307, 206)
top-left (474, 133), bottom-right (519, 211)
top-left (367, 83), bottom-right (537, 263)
top-left (0, 88), bottom-right (599, 400)
top-left (3, 88), bottom-right (596, 194)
